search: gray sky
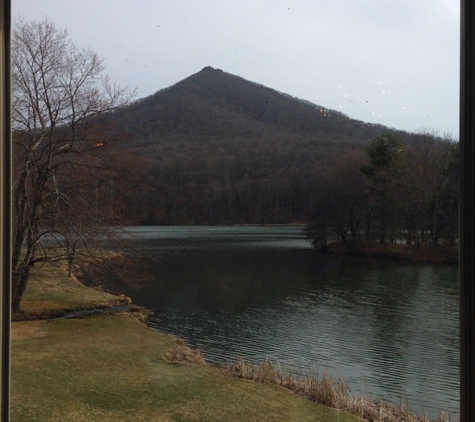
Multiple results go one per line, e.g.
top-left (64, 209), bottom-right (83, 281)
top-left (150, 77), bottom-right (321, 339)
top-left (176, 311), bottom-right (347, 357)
top-left (13, 1), bottom-right (460, 137)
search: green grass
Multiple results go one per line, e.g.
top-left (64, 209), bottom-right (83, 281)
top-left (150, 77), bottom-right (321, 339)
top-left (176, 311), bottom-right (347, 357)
top-left (12, 316), bottom-right (360, 422)
top-left (11, 262), bottom-right (363, 421)
top-left (16, 263), bottom-right (129, 319)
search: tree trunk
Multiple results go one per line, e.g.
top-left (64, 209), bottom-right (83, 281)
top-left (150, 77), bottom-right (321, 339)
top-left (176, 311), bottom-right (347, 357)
top-left (12, 267), bottom-right (30, 312)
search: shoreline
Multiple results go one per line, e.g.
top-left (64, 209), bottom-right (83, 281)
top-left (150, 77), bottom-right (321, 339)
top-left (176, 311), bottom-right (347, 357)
top-left (12, 259), bottom-right (457, 422)
top-left (13, 301), bottom-right (457, 422)
top-left (319, 241), bottom-right (458, 264)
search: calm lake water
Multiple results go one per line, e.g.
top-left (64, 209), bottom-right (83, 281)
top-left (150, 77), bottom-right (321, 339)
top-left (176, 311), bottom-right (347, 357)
top-left (121, 226), bottom-right (459, 418)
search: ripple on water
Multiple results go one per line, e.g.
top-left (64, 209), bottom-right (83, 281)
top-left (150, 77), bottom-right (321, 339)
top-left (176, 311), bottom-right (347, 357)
top-left (129, 226), bottom-right (459, 418)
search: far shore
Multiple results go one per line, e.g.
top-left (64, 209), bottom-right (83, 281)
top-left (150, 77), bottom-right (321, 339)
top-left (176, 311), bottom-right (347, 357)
top-left (319, 241), bottom-right (458, 264)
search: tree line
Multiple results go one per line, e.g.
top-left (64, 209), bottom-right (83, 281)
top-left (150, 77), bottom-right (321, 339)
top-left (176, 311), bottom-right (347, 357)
top-left (307, 131), bottom-right (458, 248)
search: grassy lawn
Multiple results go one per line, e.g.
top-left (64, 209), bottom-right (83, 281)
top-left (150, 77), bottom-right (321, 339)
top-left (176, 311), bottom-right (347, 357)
top-left (15, 263), bottom-right (129, 320)
top-left (11, 264), bottom-right (362, 422)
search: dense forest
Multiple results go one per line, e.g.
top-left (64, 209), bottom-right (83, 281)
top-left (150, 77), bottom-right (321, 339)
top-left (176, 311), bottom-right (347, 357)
top-left (307, 133), bottom-right (458, 248)
top-left (99, 66), bottom-right (457, 246)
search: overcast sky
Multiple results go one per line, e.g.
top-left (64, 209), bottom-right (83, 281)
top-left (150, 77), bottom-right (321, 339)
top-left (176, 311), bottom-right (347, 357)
top-left (13, 1), bottom-right (460, 137)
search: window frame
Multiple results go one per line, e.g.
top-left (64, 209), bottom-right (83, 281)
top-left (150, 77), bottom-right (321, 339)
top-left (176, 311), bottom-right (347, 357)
top-left (459, 1), bottom-right (475, 420)
top-left (1, 0), bottom-right (11, 421)
top-left (0, 1), bottom-right (473, 421)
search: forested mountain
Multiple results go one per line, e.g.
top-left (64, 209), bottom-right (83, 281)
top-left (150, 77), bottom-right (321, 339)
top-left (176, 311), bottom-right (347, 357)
top-left (119, 66), bottom-right (389, 144)
top-left (107, 66), bottom-right (453, 228)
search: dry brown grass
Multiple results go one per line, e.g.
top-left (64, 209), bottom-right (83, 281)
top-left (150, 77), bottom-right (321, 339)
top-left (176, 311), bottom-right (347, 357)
top-left (162, 337), bottom-right (207, 366)
top-left (225, 358), bottom-right (455, 422)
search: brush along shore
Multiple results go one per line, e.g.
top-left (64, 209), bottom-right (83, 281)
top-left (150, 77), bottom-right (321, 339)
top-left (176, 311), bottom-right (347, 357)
top-left (11, 262), bottom-right (455, 421)
top-left (224, 359), bottom-right (454, 422)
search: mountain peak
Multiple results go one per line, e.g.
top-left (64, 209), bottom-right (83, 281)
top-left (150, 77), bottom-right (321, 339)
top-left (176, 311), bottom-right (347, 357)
top-left (200, 66), bottom-right (223, 73)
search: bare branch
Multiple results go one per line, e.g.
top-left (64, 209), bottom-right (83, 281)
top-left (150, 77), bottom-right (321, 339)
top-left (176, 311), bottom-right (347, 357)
top-left (11, 17), bottom-right (136, 311)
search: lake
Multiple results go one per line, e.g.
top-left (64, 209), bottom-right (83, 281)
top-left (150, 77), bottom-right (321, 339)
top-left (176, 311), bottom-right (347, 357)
top-left (120, 225), bottom-right (459, 418)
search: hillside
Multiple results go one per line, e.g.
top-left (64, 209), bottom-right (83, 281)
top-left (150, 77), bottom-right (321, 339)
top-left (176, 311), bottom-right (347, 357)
top-left (108, 67), bottom-right (413, 225)
top-left (118, 66), bottom-right (399, 149)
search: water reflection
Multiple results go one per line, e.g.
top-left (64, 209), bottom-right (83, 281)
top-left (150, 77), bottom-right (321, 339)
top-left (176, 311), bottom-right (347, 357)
top-left (121, 226), bottom-right (459, 418)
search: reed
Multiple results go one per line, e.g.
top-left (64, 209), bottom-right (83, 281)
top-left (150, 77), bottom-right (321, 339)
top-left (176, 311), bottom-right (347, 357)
top-left (224, 358), bottom-right (454, 422)
top-left (162, 337), bottom-right (207, 365)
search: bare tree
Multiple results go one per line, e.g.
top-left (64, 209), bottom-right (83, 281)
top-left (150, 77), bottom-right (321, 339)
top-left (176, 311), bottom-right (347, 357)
top-left (11, 18), bottom-right (135, 311)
